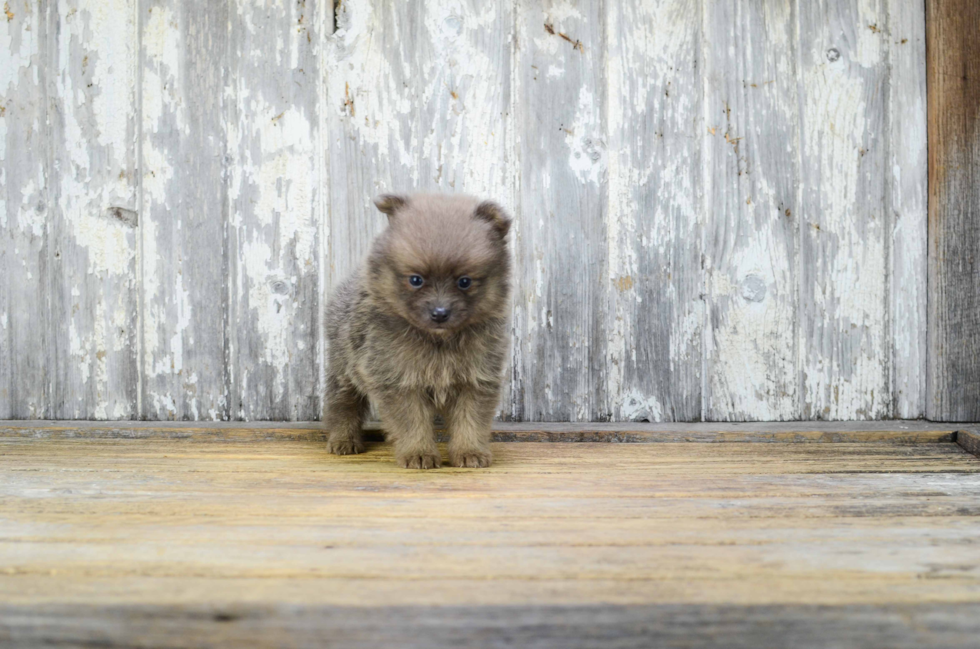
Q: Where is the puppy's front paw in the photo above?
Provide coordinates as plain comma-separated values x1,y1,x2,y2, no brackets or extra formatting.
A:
449,448,493,468
328,437,365,455
398,451,442,470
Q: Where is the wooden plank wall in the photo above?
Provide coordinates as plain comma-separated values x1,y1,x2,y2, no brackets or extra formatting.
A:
0,1,934,422
926,0,980,422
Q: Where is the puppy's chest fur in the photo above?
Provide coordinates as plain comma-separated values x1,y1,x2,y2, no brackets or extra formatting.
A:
349,306,505,403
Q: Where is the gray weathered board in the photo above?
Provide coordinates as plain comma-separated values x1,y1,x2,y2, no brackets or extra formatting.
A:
1,1,936,421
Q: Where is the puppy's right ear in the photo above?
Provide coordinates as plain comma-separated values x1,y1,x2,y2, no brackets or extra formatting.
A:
474,200,511,238
374,194,408,221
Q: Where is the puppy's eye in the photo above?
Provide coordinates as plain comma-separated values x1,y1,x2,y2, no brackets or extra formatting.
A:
457,276,472,290
409,275,424,288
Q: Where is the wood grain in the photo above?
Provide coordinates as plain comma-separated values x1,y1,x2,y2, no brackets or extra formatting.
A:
603,0,702,422
4,603,979,649
798,0,890,420
0,1,943,422
49,0,140,419
415,0,513,201
958,429,980,457
513,0,606,421
702,0,799,420
926,0,980,421
1,1,50,418
0,436,978,646
227,0,320,420
138,0,230,419
888,0,928,418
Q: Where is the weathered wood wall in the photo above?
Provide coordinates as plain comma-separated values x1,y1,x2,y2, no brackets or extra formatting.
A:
1,0,933,422
926,0,980,422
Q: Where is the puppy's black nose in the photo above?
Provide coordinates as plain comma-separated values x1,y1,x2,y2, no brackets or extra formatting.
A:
430,307,450,323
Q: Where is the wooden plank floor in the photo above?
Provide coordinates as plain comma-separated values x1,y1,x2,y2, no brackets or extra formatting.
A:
1,425,980,647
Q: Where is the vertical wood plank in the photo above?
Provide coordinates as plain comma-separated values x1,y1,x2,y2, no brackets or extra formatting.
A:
49,0,139,419
514,0,606,421
416,0,512,200
702,0,799,420
415,0,515,416
0,1,50,418
602,0,703,421
798,0,890,420
227,0,320,420
887,0,927,418
926,0,980,421
139,0,230,419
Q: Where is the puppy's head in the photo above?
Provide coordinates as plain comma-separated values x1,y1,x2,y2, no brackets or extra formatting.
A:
367,193,511,335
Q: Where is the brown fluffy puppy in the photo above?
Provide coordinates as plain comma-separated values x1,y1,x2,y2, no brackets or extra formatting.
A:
324,193,512,469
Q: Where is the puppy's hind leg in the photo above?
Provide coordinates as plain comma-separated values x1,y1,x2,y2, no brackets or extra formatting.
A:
325,377,368,455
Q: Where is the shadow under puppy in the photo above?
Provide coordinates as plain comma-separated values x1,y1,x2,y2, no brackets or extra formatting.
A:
324,193,512,469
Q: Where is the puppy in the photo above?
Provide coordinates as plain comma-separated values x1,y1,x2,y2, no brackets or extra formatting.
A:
324,193,512,469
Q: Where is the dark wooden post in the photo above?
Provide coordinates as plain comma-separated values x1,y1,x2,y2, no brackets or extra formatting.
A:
927,1,980,421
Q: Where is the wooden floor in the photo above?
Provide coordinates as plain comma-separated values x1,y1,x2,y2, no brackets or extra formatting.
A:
2,423,980,648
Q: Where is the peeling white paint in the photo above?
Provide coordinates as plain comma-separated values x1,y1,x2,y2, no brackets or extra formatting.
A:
326,1,412,175
69,318,90,385
91,297,109,419
140,214,161,374
887,0,928,418
17,177,45,237
244,102,316,263
603,0,634,418
419,0,509,202
619,389,664,422
0,4,37,94
851,0,884,68
543,1,583,24
800,4,890,420
71,216,134,276
0,0,930,422
565,86,604,186
142,6,184,130
224,0,322,419
701,2,800,421
168,268,192,376
241,238,292,384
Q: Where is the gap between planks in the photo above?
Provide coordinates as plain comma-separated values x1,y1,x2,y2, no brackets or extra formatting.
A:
0,420,974,445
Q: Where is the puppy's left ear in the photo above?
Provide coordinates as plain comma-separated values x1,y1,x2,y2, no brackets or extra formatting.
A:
474,200,511,238
374,194,408,221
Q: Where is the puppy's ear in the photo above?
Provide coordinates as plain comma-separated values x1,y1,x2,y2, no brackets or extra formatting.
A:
374,194,408,220
474,200,511,238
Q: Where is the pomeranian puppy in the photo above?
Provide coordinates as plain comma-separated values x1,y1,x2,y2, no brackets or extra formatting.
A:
324,193,512,469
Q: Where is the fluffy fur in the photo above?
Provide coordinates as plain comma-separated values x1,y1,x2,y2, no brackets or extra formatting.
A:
324,193,512,469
